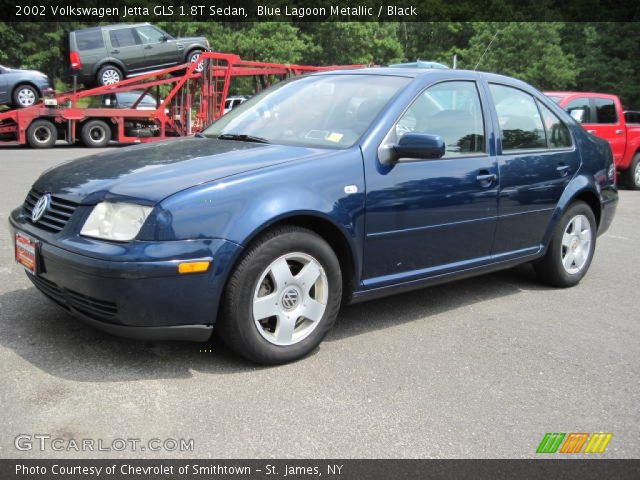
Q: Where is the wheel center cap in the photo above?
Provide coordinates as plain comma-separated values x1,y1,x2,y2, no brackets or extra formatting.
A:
571,237,579,251
281,287,300,311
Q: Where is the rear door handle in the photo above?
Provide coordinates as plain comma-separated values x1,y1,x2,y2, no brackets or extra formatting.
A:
615,129,624,134
144,45,153,50
476,172,497,187
557,164,571,176
586,129,595,134
111,49,120,54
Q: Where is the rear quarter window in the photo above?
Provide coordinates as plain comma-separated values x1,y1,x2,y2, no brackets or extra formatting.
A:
75,30,105,51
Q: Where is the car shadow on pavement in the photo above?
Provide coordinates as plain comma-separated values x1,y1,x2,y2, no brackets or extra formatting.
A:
0,264,547,382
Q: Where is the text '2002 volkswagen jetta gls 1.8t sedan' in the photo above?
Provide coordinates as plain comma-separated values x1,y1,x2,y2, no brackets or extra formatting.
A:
10,68,618,364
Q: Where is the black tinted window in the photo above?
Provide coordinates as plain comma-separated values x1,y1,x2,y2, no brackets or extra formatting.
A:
395,81,486,157
75,30,104,51
625,111,640,124
109,28,138,48
594,98,617,124
490,84,546,151
537,101,572,149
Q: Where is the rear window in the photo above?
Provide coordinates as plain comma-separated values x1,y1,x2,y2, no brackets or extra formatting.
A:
75,30,104,51
109,28,138,48
594,98,617,124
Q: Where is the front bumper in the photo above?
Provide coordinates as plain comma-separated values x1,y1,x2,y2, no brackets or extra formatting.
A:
9,210,242,342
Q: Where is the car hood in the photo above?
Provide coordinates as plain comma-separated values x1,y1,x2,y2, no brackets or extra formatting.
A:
177,36,209,46
33,137,332,204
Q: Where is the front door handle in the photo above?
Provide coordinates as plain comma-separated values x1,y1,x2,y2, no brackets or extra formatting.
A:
586,129,595,134
476,172,497,187
111,49,120,54
144,45,153,50
615,129,624,135
557,164,571,177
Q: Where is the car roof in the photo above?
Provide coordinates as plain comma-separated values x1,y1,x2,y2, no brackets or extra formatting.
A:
312,67,537,89
545,91,618,100
74,23,150,33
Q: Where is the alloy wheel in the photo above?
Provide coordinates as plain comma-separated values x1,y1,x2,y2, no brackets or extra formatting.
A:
253,252,328,346
17,88,36,107
560,214,592,275
102,69,121,85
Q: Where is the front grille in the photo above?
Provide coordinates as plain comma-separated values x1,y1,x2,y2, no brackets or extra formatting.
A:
23,189,78,233
27,274,118,321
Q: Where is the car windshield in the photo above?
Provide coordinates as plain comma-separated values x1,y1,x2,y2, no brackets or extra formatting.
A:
203,74,411,149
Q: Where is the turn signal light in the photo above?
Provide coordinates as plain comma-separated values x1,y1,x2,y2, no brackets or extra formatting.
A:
178,261,211,274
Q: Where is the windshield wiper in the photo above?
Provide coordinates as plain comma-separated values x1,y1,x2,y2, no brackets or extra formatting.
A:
217,133,270,144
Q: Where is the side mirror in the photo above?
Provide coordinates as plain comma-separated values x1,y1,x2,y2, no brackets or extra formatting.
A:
392,133,445,162
161,35,169,42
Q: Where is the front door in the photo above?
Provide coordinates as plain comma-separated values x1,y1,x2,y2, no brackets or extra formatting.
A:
135,25,180,69
363,80,499,287
488,83,581,256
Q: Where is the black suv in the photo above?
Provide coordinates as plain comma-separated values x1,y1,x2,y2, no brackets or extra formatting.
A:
67,23,209,86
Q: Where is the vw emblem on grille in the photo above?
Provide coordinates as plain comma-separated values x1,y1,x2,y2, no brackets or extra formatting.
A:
31,193,51,223
281,288,300,310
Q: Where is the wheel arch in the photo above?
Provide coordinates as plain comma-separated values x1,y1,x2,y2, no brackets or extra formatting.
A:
93,59,127,77
240,212,359,304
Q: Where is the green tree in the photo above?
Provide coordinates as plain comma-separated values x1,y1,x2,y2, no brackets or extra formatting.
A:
459,22,578,90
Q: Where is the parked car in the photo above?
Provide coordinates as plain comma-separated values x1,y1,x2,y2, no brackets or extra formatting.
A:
66,23,210,86
0,64,54,108
223,96,248,114
87,90,159,110
11,69,617,364
546,91,640,189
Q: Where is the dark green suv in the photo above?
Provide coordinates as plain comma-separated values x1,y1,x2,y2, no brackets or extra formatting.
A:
67,23,210,86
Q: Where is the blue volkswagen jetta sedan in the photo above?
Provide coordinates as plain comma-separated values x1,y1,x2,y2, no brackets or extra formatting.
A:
10,68,618,364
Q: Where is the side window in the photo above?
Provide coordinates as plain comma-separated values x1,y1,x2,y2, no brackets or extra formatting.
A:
394,81,486,157
489,84,546,151
109,28,138,48
594,98,617,124
565,97,591,123
136,26,166,44
75,30,105,51
537,101,572,149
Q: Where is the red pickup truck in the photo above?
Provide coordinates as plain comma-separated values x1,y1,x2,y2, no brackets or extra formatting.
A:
545,91,640,189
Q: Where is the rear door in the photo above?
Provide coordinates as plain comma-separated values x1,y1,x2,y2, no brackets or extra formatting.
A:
134,25,179,69
489,83,579,256
107,27,146,72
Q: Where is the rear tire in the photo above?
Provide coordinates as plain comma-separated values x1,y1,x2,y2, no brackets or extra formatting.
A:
534,201,596,288
26,119,57,148
12,84,39,108
623,153,640,190
218,226,342,365
97,65,123,86
80,119,112,147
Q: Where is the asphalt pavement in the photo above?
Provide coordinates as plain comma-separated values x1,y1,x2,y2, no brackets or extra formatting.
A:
0,145,638,459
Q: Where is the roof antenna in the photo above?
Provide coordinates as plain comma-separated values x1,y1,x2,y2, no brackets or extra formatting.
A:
474,29,501,71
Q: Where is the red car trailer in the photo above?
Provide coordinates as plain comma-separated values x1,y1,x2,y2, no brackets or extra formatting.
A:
0,52,363,149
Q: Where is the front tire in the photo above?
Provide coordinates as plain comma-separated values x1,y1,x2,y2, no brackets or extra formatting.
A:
218,226,342,364
534,201,597,288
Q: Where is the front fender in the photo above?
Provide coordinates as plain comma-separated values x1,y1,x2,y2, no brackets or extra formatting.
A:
151,147,367,277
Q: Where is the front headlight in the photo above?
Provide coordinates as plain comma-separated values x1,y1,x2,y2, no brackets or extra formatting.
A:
80,202,153,241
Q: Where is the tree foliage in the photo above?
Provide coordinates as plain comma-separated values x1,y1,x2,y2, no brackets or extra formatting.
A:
0,21,638,107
